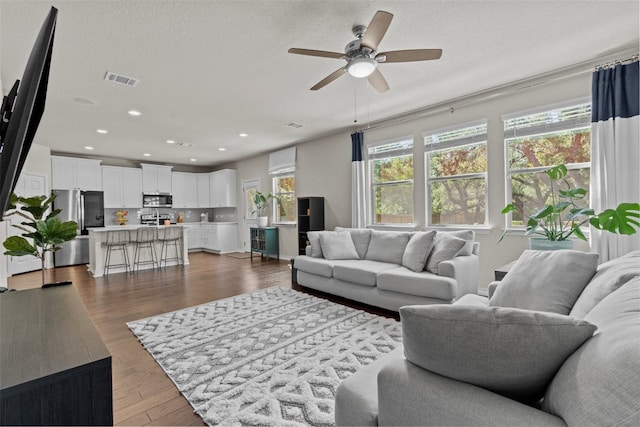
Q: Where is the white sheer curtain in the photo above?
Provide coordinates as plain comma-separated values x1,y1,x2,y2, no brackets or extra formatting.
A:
590,60,640,261
351,131,366,228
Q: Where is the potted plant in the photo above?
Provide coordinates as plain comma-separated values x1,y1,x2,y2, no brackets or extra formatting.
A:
3,193,78,286
252,191,284,227
500,164,640,249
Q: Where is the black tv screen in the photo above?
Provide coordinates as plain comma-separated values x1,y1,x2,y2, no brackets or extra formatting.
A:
0,6,57,220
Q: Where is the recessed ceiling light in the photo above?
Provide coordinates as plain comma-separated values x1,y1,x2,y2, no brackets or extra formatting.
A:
96,129,108,134
143,153,151,157
218,147,226,151
128,110,142,116
239,133,248,137
189,158,197,162
84,146,94,150
166,140,175,144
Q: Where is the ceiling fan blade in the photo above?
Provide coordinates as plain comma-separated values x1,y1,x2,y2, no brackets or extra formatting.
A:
288,48,344,59
380,49,443,63
361,10,393,50
367,68,389,93
310,67,347,90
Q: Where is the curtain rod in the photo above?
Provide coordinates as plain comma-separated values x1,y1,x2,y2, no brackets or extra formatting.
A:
595,54,639,71
358,47,639,134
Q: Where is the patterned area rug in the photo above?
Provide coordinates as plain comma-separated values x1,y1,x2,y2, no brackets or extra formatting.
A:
127,287,402,426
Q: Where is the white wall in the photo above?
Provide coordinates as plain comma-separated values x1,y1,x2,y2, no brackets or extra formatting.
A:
234,72,592,290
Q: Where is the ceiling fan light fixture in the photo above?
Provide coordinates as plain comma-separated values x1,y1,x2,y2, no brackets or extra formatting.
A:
347,57,377,78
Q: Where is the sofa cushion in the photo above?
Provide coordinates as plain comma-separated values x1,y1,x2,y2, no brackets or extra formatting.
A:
489,250,599,315
400,304,596,403
319,231,359,260
570,250,640,319
335,227,372,259
378,267,457,301
425,233,467,274
333,260,398,287
293,256,344,278
441,230,475,256
365,230,411,265
542,278,640,426
306,231,323,258
402,231,437,272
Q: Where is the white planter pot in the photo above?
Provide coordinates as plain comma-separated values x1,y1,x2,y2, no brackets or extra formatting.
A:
529,238,574,251
257,216,268,228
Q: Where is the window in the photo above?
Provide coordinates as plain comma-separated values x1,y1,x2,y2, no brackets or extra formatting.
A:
272,173,296,223
424,120,488,226
368,138,414,225
504,100,591,228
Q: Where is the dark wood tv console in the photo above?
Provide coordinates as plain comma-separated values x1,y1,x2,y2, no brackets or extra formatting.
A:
0,285,112,425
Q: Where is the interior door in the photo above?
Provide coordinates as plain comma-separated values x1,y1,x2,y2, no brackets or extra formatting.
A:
7,172,48,275
242,179,260,252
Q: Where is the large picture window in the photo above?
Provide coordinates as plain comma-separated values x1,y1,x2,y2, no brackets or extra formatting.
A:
368,138,414,225
272,173,296,223
424,120,488,226
504,100,591,228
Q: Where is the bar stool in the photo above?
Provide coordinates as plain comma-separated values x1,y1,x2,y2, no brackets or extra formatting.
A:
158,226,183,268
132,227,158,271
103,229,131,275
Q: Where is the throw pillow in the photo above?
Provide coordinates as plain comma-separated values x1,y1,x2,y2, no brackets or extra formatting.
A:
306,231,323,258
425,233,467,274
400,304,596,403
335,227,371,259
489,250,599,315
365,230,411,265
441,230,475,256
402,231,437,272
318,231,359,260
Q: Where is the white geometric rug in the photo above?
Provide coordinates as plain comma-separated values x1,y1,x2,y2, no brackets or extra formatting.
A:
127,287,402,426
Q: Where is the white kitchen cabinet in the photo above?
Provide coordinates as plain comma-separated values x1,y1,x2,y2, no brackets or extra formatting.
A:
51,156,102,191
209,169,237,208
172,172,198,208
204,223,237,252
141,163,172,193
185,225,203,250
102,166,142,208
197,174,210,208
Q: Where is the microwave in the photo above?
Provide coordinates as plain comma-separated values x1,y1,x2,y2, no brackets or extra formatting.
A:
142,193,172,208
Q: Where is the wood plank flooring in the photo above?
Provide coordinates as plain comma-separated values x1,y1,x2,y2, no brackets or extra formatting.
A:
7,252,292,426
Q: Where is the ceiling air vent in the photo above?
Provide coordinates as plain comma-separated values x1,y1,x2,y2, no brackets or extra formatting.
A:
104,71,139,87
286,122,304,129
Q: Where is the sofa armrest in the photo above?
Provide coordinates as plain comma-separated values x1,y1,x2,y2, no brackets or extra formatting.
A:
305,245,311,256
378,358,567,427
438,254,479,298
487,280,501,299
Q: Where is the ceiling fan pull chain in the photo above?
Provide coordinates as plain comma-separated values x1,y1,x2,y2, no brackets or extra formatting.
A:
353,81,358,123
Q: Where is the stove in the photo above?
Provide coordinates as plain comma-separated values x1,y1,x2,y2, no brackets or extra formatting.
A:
140,213,172,225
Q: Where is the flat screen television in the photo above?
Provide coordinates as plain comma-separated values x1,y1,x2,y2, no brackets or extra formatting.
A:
0,6,57,220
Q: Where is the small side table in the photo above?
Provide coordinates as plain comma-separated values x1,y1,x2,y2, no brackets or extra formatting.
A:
494,260,517,281
250,227,279,261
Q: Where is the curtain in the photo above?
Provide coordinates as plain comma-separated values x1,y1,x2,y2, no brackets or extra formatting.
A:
590,60,640,261
351,131,366,228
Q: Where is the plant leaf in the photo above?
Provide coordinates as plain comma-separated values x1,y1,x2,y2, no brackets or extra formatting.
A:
3,236,38,257
546,164,568,180
501,204,517,214
559,187,587,199
592,203,640,235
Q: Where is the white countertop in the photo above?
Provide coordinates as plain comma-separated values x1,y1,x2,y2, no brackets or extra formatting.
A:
89,222,237,232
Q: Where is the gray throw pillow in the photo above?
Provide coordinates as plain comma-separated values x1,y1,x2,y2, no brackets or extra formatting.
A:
489,250,599,315
441,230,475,256
306,231,323,258
335,227,371,259
425,233,467,274
318,231,359,260
402,231,437,272
400,304,596,403
365,230,411,264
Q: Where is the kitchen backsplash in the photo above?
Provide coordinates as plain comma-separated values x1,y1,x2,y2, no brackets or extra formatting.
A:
103,207,237,226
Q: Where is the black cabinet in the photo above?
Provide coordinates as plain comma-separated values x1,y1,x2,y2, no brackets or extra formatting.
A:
297,197,325,255
250,227,279,260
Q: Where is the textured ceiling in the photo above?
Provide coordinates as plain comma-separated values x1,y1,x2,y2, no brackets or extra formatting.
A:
1,0,638,167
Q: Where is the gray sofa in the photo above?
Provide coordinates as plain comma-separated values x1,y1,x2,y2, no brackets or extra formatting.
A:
294,228,479,312
335,250,640,426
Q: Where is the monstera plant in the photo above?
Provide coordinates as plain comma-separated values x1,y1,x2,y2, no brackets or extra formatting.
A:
500,164,640,246
3,193,78,286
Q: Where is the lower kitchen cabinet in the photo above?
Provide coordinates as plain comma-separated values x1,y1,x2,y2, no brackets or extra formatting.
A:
184,223,237,253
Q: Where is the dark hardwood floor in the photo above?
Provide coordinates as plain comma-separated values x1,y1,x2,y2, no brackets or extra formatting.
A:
7,252,292,426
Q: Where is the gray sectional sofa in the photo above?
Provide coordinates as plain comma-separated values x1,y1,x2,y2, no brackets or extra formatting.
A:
294,228,479,312
335,250,640,427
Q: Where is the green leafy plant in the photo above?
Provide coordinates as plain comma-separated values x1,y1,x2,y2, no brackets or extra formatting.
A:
3,193,78,286
252,191,285,217
500,164,640,242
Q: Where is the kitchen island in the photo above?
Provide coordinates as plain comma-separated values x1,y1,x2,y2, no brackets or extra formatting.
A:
88,225,190,277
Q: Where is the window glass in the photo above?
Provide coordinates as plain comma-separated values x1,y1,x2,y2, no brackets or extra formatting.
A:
273,173,296,223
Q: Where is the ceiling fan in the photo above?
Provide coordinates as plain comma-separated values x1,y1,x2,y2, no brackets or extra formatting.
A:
288,10,442,93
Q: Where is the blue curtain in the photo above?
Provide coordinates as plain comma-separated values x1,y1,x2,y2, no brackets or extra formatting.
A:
351,131,366,228
590,61,640,261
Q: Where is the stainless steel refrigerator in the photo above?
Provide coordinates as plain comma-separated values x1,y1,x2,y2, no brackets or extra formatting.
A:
52,189,104,266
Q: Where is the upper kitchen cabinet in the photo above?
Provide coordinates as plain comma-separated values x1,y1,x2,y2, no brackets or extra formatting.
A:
197,174,210,208
209,169,237,208
141,164,172,193
172,172,198,208
102,166,142,208
51,156,102,191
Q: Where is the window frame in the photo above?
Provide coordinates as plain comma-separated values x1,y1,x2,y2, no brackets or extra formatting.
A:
271,171,296,225
423,119,489,227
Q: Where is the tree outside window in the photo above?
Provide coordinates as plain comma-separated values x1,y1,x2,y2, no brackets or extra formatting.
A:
504,101,591,228
273,173,295,223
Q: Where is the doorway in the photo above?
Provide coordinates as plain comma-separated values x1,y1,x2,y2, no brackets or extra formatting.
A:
241,179,260,252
